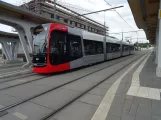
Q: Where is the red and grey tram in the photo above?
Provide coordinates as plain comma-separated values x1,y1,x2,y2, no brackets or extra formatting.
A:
32,23,134,74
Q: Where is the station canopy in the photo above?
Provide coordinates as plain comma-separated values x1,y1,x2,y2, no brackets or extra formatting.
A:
128,0,159,44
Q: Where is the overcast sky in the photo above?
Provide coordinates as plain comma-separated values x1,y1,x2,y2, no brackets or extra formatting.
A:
0,0,149,44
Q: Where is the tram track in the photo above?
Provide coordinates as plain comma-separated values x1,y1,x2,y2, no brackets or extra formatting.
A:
0,55,134,91
0,68,32,79
0,53,146,118
41,53,148,120
0,72,36,83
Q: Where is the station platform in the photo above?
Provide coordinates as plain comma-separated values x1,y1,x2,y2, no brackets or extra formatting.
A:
95,52,161,120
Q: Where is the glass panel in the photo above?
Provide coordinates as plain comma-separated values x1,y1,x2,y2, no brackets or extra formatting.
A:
33,24,48,65
50,31,83,65
67,34,82,60
123,45,129,52
33,25,48,55
50,31,68,65
84,40,103,55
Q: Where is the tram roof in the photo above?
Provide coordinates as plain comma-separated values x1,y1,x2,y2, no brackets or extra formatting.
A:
82,30,104,42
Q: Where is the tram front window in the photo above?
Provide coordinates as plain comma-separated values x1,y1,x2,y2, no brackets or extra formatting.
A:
33,25,48,66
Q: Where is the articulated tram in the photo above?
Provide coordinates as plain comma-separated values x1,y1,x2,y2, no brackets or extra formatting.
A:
32,23,134,73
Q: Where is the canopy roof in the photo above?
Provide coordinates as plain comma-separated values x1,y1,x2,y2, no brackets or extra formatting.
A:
128,0,159,44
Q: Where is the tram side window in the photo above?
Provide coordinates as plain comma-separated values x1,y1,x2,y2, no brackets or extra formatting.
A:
115,44,121,52
84,39,103,55
116,44,121,52
111,44,117,52
130,46,134,51
107,43,120,53
123,45,129,52
123,45,126,51
50,31,68,65
84,40,95,55
106,43,113,53
67,34,82,60
96,41,103,54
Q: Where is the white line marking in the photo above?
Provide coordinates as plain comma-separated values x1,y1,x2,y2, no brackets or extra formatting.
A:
127,54,161,100
127,86,139,96
148,88,160,100
91,55,146,120
13,112,28,120
137,87,149,98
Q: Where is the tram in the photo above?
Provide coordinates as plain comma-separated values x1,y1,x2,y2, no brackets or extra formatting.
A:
32,23,134,73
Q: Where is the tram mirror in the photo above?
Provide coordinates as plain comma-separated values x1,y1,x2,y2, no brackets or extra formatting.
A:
33,25,45,35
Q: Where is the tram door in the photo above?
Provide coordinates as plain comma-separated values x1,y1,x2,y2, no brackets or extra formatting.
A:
50,31,82,65
50,31,69,65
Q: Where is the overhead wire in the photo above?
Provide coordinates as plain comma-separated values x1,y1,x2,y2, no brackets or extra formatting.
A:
104,0,136,31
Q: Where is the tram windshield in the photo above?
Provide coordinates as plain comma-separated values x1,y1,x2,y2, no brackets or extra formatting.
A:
33,25,48,55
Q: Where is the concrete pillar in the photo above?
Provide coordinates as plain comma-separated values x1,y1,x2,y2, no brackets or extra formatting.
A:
17,28,31,67
0,15,37,54
14,42,19,59
10,41,19,60
156,0,161,77
24,27,33,53
1,44,9,60
1,41,12,60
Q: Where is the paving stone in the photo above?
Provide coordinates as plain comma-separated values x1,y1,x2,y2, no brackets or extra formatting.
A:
152,100,161,107
138,98,151,108
0,113,24,120
4,75,43,87
96,83,112,90
108,103,124,117
136,106,151,117
140,54,161,88
104,78,117,84
152,115,161,120
32,76,72,87
122,99,133,114
31,88,80,110
0,83,50,99
88,87,107,96
80,74,105,83
106,114,120,120
0,93,22,107
53,101,97,120
113,94,126,104
7,102,52,120
129,98,139,116
123,84,131,92
116,84,126,94
78,93,103,106
62,80,96,92
121,114,135,120
0,83,12,90
152,106,161,116
135,114,151,120
126,95,134,100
